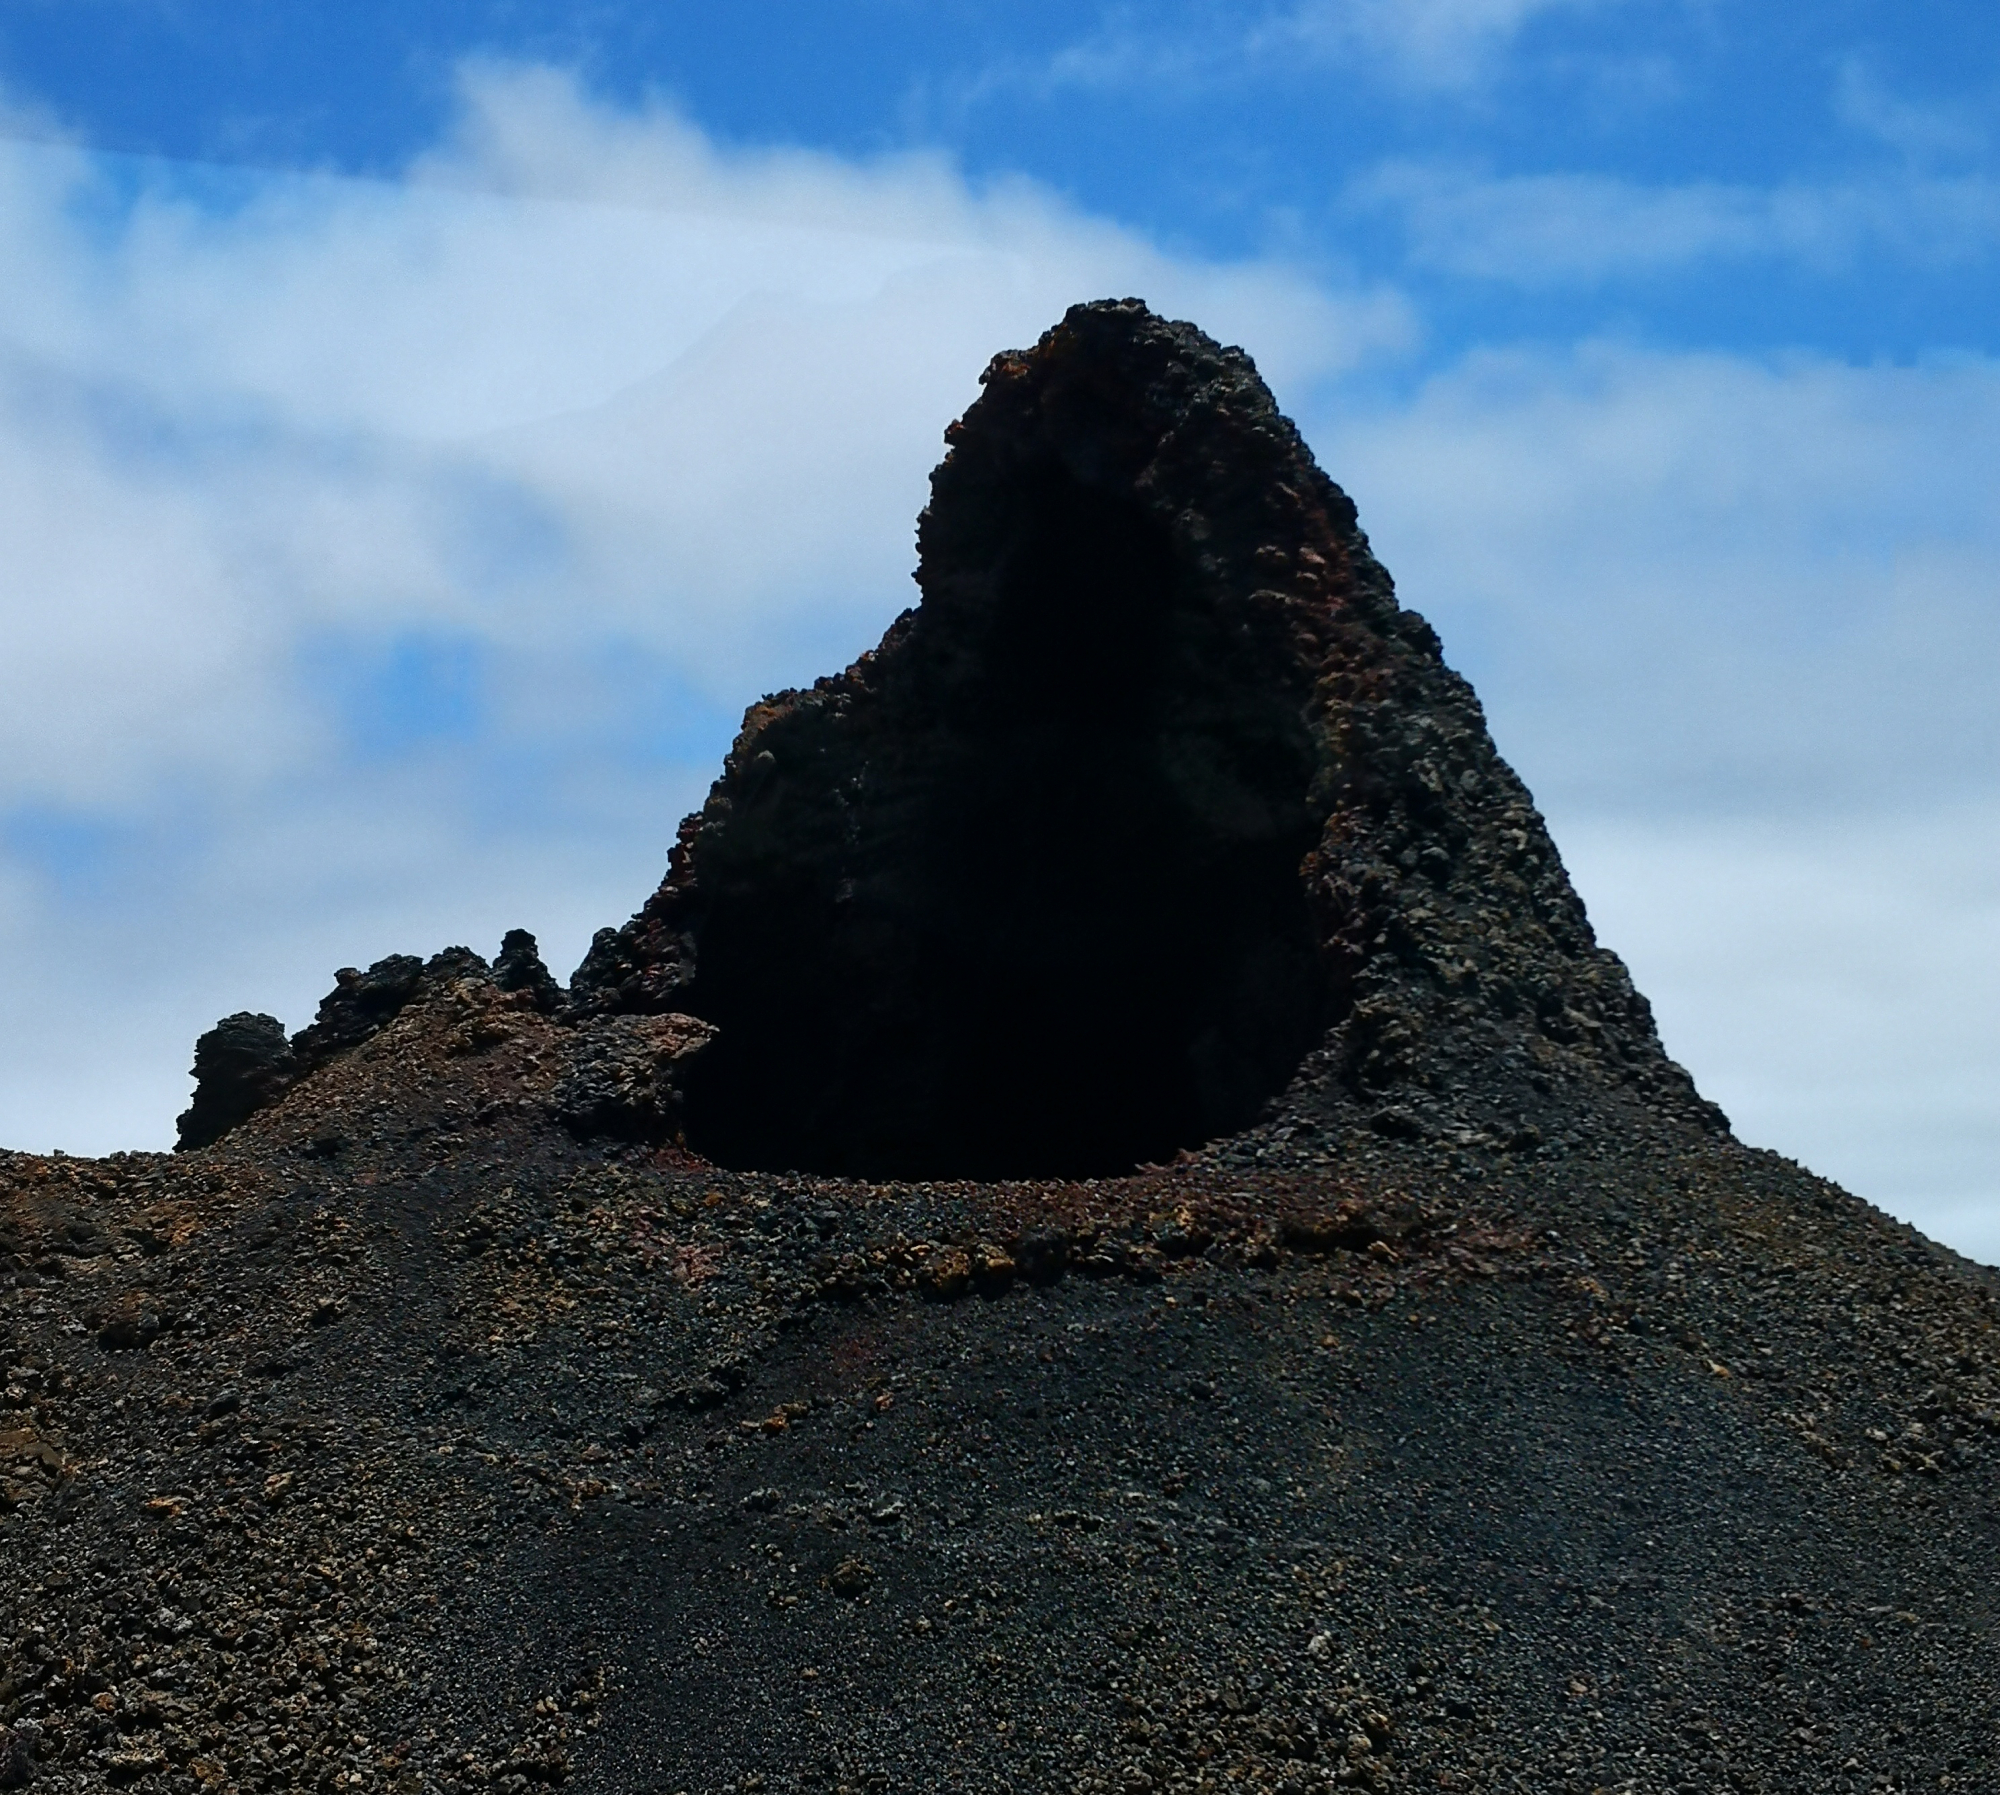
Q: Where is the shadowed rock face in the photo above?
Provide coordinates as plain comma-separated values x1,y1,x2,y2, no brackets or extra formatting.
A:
175,1012,297,1150
573,300,1718,1178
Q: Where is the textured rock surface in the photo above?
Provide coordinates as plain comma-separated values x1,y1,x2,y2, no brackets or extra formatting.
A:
177,939,567,1151
0,1724,33,1789
6,1002,1999,1795
173,1016,298,1151
492,928,563,1015
289,954,426,1070
551,1012,718,1142
574,300,1716,1179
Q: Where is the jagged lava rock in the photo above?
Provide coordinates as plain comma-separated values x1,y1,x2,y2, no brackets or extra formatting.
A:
550,1011,719,1142
493,925,564,1015
574,299,1716,1179
177,933,601,1150
174,1012,298,1150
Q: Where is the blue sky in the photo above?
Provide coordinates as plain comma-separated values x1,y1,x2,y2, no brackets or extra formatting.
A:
6,0,1998,359
0,3,1996,1259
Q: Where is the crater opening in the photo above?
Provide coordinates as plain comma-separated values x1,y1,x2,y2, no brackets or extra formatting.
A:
676,460,1335,1179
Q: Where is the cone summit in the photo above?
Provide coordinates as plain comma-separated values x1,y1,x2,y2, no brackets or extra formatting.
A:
569,298,1716,1177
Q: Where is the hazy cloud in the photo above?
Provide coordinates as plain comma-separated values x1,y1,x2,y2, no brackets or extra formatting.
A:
1260,0,1617,89
1310,340,2000,822
1835,59,1992,167
1352,158,2000,283
989,0,1619,105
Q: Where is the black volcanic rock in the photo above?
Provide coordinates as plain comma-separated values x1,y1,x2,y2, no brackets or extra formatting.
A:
172,956,430,1152
551,1011,718,1141
174,1011,297,1149
290,951,427,1066
573,299,1717,1178
177,937,568,1148
493,926,563,1014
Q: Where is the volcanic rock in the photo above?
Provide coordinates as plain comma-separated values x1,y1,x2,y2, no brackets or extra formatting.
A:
173,1012,298,1150
551,1011,718,1141
493,927,563,1014
289,951,426,1066
177,939,562,1149
572,299,1716,1179
6,301,1998,1795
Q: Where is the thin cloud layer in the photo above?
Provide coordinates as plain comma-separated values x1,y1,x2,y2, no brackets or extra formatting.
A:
1352,160,2000,283
989,0,1615,104
1312,342,2000,816
1264,0,1616,88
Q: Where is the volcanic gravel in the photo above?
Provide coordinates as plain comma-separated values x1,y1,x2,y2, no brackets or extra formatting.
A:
4,962,1998,1794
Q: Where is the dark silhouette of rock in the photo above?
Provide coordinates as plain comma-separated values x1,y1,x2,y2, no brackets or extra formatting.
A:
289,953,427,1068
493,927,562,1013
177,937,550,1147
174,1012,297,1150
572,299,1718,1178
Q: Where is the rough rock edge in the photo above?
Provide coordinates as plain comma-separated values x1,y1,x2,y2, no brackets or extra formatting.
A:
571,298,1724,1144
176,934,569,1151
550,1012,719,1143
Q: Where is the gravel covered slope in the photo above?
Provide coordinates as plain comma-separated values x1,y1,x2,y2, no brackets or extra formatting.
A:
3,963,1998,1793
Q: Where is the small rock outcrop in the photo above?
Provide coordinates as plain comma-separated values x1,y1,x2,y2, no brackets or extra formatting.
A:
552,1012,718,1141
289,954,426,1067
493,927,563,1014
175,934,564,1150
573,299,1717,1178
175,1013,298,1150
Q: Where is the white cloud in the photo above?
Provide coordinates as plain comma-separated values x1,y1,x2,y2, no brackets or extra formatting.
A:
1835,59,1991,167
1352,160,2000,282
1310,341,2000,818
1263,0,1614,89
983,0,1616,106
0,63,1411,812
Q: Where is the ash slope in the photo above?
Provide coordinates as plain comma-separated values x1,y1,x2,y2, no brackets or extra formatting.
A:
2,303,1997,1795
4,996,1997,1795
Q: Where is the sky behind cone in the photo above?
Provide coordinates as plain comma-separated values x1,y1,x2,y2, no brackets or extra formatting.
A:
0,5,1995,1260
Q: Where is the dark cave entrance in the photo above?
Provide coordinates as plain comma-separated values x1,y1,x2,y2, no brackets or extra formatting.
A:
678,467,1335,1180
